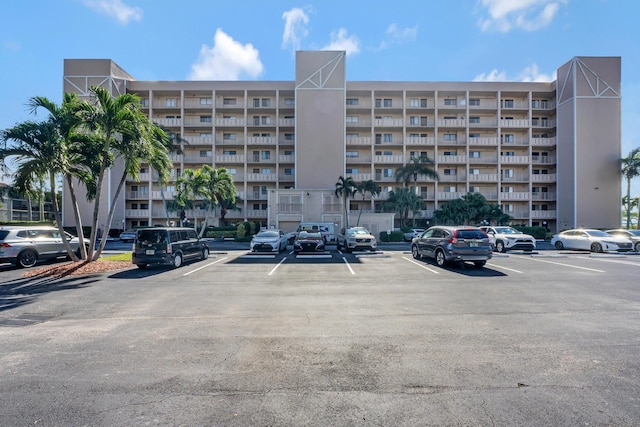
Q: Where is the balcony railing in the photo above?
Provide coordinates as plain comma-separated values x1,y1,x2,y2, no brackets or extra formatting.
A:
500,192,530,200
530,210,557,218
468,137,499,145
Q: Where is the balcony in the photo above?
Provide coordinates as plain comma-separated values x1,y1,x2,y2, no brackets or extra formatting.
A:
279,118,295,127
531,173,557,183
532,155,556,164
214,118,245,126
500,156,530,164
530,210,556,219
436,119,466,127
247,136,277,145
184,136,214,146
126,191,149,199
468,173,499,182
500,192,530,200
278,174,295,182
279,155,295,163
468,137,499,146
500,119,529,128
469,156,498,164
183,155,212,164
246,173,277,182
501,173,530,182
277,203,303,214
248,155,276,164
439,173,467,182
349,173,373,181
531,137,556,146
215,154,245,163
373,155,404,164
125,209,150,218
405,136,436,145
373,118,404,127
150,190,176,199
437,155,467,163
346,136,373,145
437,192,466,200
183,117,213,127
153,118,182,127
532,192,556,200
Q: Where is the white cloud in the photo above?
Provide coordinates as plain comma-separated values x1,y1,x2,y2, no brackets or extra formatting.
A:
189,29,264,80
322,28,360,56
477,0,566,32
282,7,311,53
473,63,554,82
83,0,142,25
378,23,419,50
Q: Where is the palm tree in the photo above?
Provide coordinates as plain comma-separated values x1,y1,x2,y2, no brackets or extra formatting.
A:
354,179,381,226
621,148,640,229
382,187,422,228
395,154,439,195
77,86,171,260
1,119,80,260
175,165,235,237
334,175,356,228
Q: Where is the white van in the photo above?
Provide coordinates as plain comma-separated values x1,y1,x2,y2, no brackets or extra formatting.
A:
295,222,336,244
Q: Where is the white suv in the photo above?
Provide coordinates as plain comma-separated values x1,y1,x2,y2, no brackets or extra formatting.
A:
0,226,89,268
480,226,536,253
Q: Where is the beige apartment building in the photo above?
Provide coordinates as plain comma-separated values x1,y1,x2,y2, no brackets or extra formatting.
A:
62,52,622,234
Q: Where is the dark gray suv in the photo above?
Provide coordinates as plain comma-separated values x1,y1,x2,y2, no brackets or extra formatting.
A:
411,226,492,268
132,227,209,269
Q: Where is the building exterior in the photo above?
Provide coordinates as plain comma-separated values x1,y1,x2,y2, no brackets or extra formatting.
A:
62,52,622,234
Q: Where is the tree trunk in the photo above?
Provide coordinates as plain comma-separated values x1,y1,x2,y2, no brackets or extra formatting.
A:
66,176,87,260
50,173,79,261
89,153,109,262
626,176,632,229
93,170,127,260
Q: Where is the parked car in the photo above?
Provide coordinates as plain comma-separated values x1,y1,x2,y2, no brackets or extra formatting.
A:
337,226,377,253
250,229,288,252
479,226,536,253
411,226,493,268
132,227,209,269
0,226,90,268
118,229,137,243
404,228,425,241
293,231,326,253
605,229,640,252
551,229,633,252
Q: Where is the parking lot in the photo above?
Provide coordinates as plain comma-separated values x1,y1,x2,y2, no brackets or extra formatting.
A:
1,243,639,426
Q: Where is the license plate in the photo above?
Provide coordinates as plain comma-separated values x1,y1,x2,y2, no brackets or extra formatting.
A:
469,242,479,247
145,249,155,255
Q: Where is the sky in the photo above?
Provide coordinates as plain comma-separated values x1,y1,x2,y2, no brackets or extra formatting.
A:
1,0,639,191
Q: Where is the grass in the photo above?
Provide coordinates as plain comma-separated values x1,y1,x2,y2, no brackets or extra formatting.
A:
100,252,132,262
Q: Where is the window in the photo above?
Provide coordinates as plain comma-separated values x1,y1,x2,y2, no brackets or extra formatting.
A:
470,151,481,158
223,98,236,105
346,98,359,105
223,133,236,140
200,97,212,105
444,98,457,106
470,187,480,193
261,150,271,160
502,203,514,213
501,99,514,108
501,151,515,156
410,116,420,125
140,203,149,210
200,150,212,157
375,134,382,144
501,186,514,193
131,203,138,209
444,186,457,192
469,99,480,106
227,168,237,175
501,134,514,143
346,116,359,123
166,98,177,107
410,98,428,108
384,134,392,142
139,186,149,195
253,168,260,173
200,132,212,138
383,150,392,156
469,133,480,138
284,168,295,175
443,134,457,141
444,168,457,175
283,150,294,155
444,116,457,120
253,203,260,210
383,168,393,177
469,117,480,124
140,167,148,173
261,168,271,174
346,168,359,174
284,133,294,140
347,133,359,138
262,186,268,194
470,168,480,175
421,116,428,126
223,150,236,155
346,151,359,158
443,151,457,156
284,97,295,105
140,98,149,107
502,169,514,178
200,115,212,123
222,115,234,120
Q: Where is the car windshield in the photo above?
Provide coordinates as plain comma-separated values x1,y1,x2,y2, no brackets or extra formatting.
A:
585,230,610,237
256,231,279,238
349,228,369,235
626,230,640,236
137,230,167,244
494,227,518,234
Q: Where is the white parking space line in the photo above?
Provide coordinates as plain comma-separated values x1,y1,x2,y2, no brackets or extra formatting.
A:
182,257,228,276
526,256,605,272
402,257,440,274
342,257,356,275
268,257,287,276
575,256,640,267
486,262,523,273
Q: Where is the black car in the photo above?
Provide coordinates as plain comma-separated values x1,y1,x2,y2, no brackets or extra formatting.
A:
294,231,326,253
411,226,492,268
132,227,209,269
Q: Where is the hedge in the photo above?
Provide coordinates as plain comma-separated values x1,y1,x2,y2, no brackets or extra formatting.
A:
379,230,404,242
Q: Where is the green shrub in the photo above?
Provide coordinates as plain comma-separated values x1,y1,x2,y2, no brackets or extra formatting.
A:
236,223,246,238
205,230,237,239
512,225,547,239
379,230,404,242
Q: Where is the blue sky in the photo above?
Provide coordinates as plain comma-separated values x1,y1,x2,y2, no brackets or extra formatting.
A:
1,0,639,188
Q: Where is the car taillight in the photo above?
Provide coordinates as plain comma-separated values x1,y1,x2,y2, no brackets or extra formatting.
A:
448,230,458,244
0,243,10,248
166,243,172,253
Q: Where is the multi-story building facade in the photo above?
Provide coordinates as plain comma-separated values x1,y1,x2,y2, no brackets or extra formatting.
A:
62,52,621,234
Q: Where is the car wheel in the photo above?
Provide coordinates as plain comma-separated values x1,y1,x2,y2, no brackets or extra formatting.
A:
201,247,209,260
137,264,148,270
495,241,506,253
635,242,640,253
411,245,421,259
591,242,603,253
554,241,564,250
435,249,446,267
17,250,37,268
172,252,183,268
474,261,486,268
